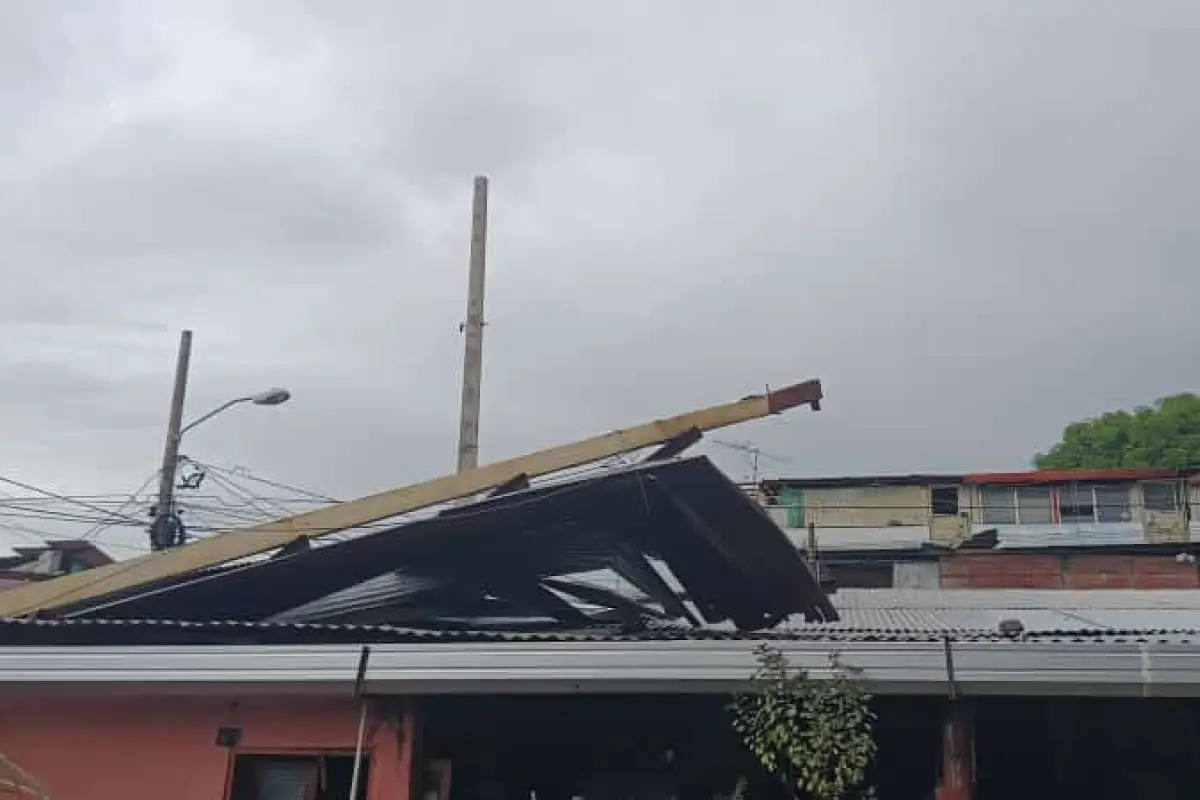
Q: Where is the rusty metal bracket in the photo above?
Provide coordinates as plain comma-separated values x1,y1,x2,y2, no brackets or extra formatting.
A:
942,636,959,700
765,379,823,414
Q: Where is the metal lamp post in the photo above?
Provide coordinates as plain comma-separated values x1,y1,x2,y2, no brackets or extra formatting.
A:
149,330,291,551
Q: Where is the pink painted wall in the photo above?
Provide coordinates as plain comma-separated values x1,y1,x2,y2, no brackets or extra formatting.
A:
0,694,414,800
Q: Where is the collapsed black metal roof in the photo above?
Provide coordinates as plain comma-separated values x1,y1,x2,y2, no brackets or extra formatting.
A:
55,457,835,631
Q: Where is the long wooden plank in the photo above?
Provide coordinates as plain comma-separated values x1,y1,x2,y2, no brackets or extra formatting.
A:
0,379,822,616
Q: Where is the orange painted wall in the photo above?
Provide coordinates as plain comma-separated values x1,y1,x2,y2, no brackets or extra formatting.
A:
0,694,414,800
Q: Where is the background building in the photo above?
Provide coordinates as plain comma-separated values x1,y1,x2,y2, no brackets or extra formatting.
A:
758,468,1200,590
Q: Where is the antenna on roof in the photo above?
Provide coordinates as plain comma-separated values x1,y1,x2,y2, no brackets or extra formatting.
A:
712,440,792,484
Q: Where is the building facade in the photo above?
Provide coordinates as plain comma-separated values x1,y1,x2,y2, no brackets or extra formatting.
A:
758,468,1200,590
4,604,1200,798
0,694,415,800
0,540,112,591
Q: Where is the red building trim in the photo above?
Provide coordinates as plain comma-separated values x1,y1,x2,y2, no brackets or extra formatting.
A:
962,468,1183,485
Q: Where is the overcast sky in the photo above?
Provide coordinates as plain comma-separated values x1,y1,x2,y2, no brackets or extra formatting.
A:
1,2,1198,553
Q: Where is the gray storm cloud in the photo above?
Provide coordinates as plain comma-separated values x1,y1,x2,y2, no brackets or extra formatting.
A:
0,1,1197,555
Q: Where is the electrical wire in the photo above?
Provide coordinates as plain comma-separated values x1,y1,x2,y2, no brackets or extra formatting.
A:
12,466,647,612
173,458,352,542
0,474,143,527
0,499,1180,530
0,522,58,547
197,459,340,503
0,460,344,580
199,468,295,520
79,470,161,543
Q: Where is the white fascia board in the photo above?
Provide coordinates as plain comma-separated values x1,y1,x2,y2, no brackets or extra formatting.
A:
0,640,1197,698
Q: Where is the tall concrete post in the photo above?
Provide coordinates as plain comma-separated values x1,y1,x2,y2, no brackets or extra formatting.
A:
151,329,192,550
456,175,489,473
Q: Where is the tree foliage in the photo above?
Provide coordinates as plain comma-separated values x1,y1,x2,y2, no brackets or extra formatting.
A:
1035,393,1200,469
730,644,877,799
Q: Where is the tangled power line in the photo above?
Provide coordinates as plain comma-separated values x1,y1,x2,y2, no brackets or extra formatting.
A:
0,458,344,557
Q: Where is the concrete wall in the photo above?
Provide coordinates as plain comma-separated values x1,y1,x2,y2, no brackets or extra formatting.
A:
0,694,414,800
806,485,929,528
766,485,931,529
766,484,968,548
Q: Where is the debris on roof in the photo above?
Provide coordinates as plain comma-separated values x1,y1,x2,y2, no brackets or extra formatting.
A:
54,457,835,630
0,378,824,616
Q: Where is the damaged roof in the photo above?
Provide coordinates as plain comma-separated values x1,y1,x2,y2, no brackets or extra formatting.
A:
51,456,835,630
5,588,1200,648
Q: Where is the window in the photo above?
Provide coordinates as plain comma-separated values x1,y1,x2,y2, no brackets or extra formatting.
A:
778,486,805,528
230,755,369,800
1143,481,1179,513
931,486,959,516
1058,484,1095,523
1094,483,1133,523
980,486,1016,525
1054,483,1132,524
1016,486,1053,525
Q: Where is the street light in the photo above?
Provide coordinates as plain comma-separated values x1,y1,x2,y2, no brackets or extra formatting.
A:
179,387,292,436
150,330,292,551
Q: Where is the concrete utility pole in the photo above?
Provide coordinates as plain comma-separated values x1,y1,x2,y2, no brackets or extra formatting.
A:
150,329,192,551
456,174,490,473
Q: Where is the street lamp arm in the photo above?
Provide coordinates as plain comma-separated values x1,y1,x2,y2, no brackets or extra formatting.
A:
178,397,253,438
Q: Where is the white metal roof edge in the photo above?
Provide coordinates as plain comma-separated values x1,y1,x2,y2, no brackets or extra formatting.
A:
0,639,1197,697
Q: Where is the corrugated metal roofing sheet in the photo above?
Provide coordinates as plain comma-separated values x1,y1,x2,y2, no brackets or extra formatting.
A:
810,588,1200,636
2,614,1197,645
978,522,1153,548
6,588,1200,646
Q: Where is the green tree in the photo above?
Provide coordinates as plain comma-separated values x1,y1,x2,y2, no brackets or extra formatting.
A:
1035,393,1200,469
730,644,876,799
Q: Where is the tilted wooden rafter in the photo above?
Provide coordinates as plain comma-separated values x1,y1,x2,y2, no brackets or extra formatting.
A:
0,379,822,616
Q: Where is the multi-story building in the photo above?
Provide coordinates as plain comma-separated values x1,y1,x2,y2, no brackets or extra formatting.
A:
757,468,1200,590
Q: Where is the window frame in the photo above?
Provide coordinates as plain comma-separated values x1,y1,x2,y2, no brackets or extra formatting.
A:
1141,480,1180,513
1015,485,1054,525
978,482,1133,526
930,485,960,517
1092,482,1133,523
1057,483,1098,524
1056,482,1133,525
979,485,1018,526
